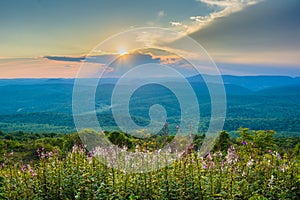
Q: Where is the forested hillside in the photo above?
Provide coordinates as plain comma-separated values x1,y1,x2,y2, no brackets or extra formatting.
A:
0,77,300,136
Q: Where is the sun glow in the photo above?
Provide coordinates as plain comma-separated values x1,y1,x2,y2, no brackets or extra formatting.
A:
119,48,128,56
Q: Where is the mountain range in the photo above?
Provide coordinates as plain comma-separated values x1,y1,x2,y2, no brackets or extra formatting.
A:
0,75,299,135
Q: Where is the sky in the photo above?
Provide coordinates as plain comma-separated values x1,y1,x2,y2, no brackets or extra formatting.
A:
0,0,299,78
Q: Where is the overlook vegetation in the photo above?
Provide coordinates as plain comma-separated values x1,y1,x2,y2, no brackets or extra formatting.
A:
0,128,299,199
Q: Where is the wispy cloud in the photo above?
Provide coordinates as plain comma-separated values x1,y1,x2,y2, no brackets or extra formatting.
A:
170,21,182,26
170,0,262,34
199,0,258,7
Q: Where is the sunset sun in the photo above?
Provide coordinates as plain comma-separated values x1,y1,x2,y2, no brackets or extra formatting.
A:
119,48,128,55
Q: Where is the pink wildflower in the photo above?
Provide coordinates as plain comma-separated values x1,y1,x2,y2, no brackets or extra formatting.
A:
206,153,212,160
21,165,26,172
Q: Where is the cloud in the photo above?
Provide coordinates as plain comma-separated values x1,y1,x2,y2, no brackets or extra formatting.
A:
190,0,261,31
42,52,202,77
170,22,182,26
199,0,258,7
45,56,85,62
189,0,300,71
197,0,261,18
43,53,163,77
170,0,262,34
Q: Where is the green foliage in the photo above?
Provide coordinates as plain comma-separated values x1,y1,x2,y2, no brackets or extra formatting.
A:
293,142,300,158
237,127,277,154
0,128,299,199
213,130,231,152
107,131,133,149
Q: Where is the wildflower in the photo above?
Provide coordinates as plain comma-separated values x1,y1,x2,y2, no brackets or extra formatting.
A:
209,161,215,169
221,161,225,171
42,153,48,158
217,151,222,157
71,145,78,153
203,164,208,169
32,172,37,177
87,151,93,157
275,152,282,160
10,151,14,156
36,149,41,157
247,159,254,167
206,153,212,160
48,152,54,157
268,175,274,187
242,171,246,177
279,165,285,172
21,165,26,172
242,141,247,145
109,159,115,167
226,145,239,164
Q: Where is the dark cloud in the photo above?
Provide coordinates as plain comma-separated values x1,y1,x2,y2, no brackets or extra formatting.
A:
44,53,160,66
190,0,300,52
44,56,85,62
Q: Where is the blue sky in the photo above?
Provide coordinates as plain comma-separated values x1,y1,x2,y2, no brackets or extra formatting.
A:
0,0,299,77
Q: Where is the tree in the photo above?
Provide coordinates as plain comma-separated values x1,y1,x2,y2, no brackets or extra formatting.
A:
213,131,230,152
237,127,276,154
107,131,133,149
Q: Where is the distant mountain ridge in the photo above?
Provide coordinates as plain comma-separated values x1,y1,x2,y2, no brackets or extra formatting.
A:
0,75,300,115
1,75,299,91
187,75,300,91
0,75,299,134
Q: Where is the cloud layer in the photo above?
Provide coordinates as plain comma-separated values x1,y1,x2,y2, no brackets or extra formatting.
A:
172,0,262,33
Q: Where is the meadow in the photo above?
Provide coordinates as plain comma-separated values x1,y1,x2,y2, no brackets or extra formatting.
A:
0,128,299,199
